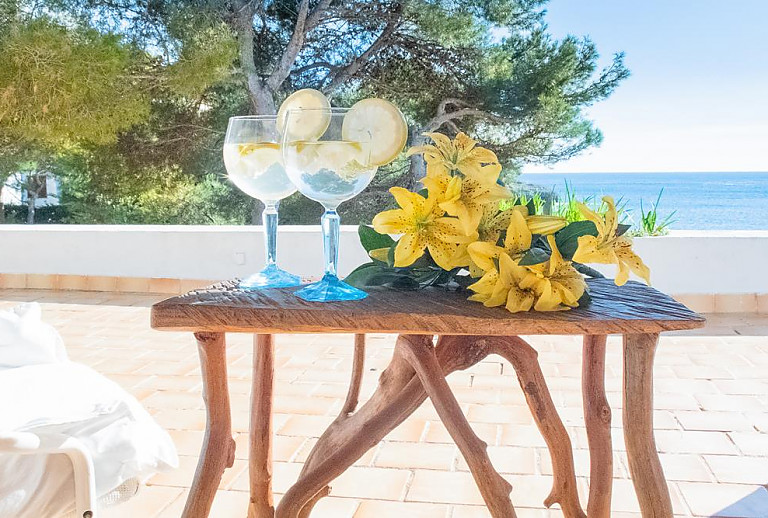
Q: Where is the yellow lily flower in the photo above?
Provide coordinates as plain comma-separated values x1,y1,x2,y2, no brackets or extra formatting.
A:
476,201,515,243
372,187,476,270
468,252,536,313
467,209,532,273
572,196,651,286
462,201,518,277
423,174,510,236
521,235,587,311
407,132,502,184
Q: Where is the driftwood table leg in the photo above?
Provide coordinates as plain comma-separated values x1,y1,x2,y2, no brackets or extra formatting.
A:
487,337,586,518
276,334,497,518
280,334,581,518
623,333,673,517
582,334,612,518
399,335,516,518
183,332,236,518
297,333,366,518
249,334,275,518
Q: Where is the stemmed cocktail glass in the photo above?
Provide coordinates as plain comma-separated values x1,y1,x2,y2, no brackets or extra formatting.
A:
223,116,301,289
281,108,377,301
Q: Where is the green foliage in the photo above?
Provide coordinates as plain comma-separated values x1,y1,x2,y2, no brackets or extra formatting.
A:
505,192,545,215
164,13,238,98
633,189,676,237
57,146,251,224
2,205,68,224
1,0,629,225
0,17,150,144
553,181,593,222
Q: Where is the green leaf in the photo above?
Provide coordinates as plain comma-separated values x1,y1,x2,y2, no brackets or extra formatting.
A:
391,276,420,290
518,247,550,266
555,220,598,260
344,262,384,287
573,262,605,278
358,224,395,253
577,289,592,308
387,242,397,266
616,223,631,237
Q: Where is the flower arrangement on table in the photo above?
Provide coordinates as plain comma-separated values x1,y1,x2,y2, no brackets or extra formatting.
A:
346,132,651,313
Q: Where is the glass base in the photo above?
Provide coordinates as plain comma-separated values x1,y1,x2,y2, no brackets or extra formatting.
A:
294,274,368,302
239,264,301,289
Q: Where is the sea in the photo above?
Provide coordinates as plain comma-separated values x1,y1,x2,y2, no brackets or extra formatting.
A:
518,172,768,231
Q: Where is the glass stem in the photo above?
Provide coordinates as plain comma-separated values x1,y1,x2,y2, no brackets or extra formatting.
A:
321,209,340,278
263,201,279,268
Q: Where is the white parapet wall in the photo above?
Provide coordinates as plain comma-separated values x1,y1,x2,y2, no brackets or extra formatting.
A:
0,225,767,312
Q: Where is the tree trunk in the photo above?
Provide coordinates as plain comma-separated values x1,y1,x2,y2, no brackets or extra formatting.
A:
26,190,35,224
407,126,427,188
251,199,264,225
251,86,277,115
232,3,278,116
0,183,5,224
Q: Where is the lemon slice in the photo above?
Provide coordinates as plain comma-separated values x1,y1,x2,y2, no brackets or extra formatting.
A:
237,142,282,171
342,98,407,166
277,89,331,140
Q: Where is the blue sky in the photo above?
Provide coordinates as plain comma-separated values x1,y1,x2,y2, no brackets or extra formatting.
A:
524,0,768,173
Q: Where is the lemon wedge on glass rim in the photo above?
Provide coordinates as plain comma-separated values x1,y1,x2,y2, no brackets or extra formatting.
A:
277,88,331,140
342,98,407,166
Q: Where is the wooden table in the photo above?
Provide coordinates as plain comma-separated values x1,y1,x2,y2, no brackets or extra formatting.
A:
151,278,705,518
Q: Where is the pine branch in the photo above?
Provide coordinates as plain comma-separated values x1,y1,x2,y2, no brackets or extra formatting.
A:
266,0,310,91
323,5,403,93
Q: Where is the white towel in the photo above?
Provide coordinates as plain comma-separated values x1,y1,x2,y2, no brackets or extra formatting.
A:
0,303,67,368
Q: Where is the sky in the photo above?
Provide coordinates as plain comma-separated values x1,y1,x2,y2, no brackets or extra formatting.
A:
523,0,768,173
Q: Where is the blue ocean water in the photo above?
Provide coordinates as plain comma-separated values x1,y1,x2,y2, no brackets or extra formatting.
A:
518,172,768,230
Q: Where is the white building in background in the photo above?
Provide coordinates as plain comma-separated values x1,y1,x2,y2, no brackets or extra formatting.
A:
1,174,60,208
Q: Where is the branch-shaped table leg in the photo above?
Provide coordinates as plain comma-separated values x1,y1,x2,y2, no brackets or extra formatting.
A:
183,332,236,518
297,334,366,518
582,335,612,518
249,334,275,518
278,334,581,518
623,333,673,517
276,334,494,518
487,336,586,518
398,335,516,518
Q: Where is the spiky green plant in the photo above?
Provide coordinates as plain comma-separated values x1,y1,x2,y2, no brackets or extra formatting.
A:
636,188,676,236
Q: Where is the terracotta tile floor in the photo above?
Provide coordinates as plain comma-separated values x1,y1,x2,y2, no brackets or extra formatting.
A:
2,289,768,518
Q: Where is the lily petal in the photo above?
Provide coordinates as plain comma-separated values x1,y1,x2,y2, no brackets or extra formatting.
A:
427,237,460,270
506,286,535,313
577,202,605,234
505,210,532,256
389,186,423,215
394,233,427,267
468,241,503,273
572,235,618,265
372,209,411,234
615,237,651,285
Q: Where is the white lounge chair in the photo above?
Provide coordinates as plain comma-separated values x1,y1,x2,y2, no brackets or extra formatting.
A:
0,303,177,518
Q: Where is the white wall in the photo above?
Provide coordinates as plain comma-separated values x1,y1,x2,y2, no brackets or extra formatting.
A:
1,225,767,295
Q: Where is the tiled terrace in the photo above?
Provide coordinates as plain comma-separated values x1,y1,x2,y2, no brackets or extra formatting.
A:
2,289,768,518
